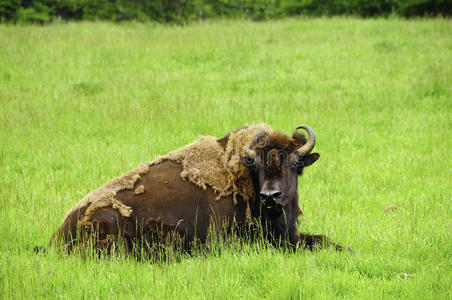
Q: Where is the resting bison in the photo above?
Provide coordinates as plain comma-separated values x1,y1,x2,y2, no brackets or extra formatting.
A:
51,124,346,255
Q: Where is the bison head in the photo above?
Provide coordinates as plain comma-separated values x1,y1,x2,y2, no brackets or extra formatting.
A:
243,125,320,243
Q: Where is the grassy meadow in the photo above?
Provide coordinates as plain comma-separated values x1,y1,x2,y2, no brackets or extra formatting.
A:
0,18,451,298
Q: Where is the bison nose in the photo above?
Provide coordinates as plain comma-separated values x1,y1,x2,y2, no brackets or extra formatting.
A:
260,190,282,207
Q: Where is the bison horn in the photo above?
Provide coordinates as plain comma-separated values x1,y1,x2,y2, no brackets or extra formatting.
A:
296,125,316,157
243,146,256,158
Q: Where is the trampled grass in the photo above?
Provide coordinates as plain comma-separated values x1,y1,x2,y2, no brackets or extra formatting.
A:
0,18,451,298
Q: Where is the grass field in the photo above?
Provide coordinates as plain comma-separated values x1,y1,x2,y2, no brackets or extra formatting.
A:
0,17,451,298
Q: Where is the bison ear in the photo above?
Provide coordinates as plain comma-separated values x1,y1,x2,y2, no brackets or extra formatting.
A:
297,153,319,174
301,153,320,167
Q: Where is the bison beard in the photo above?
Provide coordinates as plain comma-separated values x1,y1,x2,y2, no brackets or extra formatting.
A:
50,124,346,256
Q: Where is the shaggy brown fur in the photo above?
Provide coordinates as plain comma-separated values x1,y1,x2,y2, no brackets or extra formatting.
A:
254,131,307,175
151,124,271,203
252,131,306,154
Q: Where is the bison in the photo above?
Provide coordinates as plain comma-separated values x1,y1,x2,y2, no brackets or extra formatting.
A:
50,124,347,255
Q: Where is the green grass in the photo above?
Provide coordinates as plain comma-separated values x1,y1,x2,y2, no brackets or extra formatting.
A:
1,17,451,299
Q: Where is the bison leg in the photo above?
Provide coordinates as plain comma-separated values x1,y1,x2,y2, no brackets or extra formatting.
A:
52,207,130,254
298,233,351,252
81,207,130,254
50,206,86,252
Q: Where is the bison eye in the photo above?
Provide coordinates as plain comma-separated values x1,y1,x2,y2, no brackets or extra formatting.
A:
243,156,256,167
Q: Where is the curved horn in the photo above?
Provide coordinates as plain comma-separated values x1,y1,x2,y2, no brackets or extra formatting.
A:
296,125,316,157
243,146,256,158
